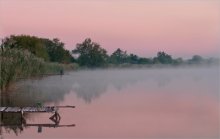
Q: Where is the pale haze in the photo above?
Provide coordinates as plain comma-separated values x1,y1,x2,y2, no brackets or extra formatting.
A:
2,68,219,138
0,0,220,58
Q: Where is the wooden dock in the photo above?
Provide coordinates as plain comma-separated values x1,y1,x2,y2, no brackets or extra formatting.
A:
0,106,75,113
0,106,55,113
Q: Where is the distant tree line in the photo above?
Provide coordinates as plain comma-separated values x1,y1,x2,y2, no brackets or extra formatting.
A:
1,35,218,68
72,38,219,67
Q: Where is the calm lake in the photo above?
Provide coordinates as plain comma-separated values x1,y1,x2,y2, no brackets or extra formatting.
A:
1,67,219,139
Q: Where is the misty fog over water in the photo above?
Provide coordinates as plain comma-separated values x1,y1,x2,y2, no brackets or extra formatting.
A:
1,66,219,138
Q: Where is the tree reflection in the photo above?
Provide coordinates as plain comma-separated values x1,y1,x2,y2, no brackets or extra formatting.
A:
0,113,24,136
2,69,211,105
0,76,74,136
0,112,75,136
1,68,218,136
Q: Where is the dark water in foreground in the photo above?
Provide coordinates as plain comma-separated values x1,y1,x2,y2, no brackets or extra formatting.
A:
0,67,219,139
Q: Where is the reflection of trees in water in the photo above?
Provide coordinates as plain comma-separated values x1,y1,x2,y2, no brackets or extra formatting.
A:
0,113,24,136
2,69,213,106
1,76,73,107
0,68,217,136
0,75,73,136
71,68,217,103
70,69,178,103
71,72,142,103
0,112,74,137
72,81,106,103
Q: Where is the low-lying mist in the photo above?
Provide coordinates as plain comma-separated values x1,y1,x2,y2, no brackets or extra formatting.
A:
4,65,218,106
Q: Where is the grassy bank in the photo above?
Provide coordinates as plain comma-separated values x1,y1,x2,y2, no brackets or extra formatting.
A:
0,48,78,91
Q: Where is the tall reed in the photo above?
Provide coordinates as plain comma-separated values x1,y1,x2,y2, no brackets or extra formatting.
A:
0,48,77,91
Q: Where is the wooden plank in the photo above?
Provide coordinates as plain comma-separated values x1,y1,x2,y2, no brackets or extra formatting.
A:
35,107,45,112
25,107,50,112
28,107,36,112
21,107,46,112
4,107,21,112
35,107,54,112
0,107,7,112
0,106,74,113
22,107,32,112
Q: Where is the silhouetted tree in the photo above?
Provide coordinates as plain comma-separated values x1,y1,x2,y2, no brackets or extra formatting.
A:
173,57,183,65
128,54,139,64
138,57,152,64
43,38,73,63
188,55,203,64
72,38,108,67
110,48,128,64
153,51,173,64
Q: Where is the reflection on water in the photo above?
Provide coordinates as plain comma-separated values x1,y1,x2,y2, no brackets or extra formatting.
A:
0,67,219,138
0,112,75,136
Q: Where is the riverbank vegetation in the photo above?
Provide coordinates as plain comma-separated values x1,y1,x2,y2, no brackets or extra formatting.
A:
0,35,78,91
0,35,219,91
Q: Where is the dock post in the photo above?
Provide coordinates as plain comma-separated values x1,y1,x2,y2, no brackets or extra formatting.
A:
20,109,25,124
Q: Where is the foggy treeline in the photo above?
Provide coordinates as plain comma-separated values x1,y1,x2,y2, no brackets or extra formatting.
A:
1,35,219,68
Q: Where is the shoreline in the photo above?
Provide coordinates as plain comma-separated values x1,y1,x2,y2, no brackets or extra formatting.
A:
1,62,218,93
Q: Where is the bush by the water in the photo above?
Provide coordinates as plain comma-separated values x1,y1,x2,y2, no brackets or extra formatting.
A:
0,48,77,91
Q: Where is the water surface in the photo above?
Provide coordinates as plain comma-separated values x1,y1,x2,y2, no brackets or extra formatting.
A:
0,67,219,138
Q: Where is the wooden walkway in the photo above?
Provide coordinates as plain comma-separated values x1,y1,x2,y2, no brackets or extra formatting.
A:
0,106,75,113
0,106,55,113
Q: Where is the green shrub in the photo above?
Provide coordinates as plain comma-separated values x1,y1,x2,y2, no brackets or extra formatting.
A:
0,48,77,91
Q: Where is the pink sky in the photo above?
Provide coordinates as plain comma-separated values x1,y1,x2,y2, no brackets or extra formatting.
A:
0,0,220,58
